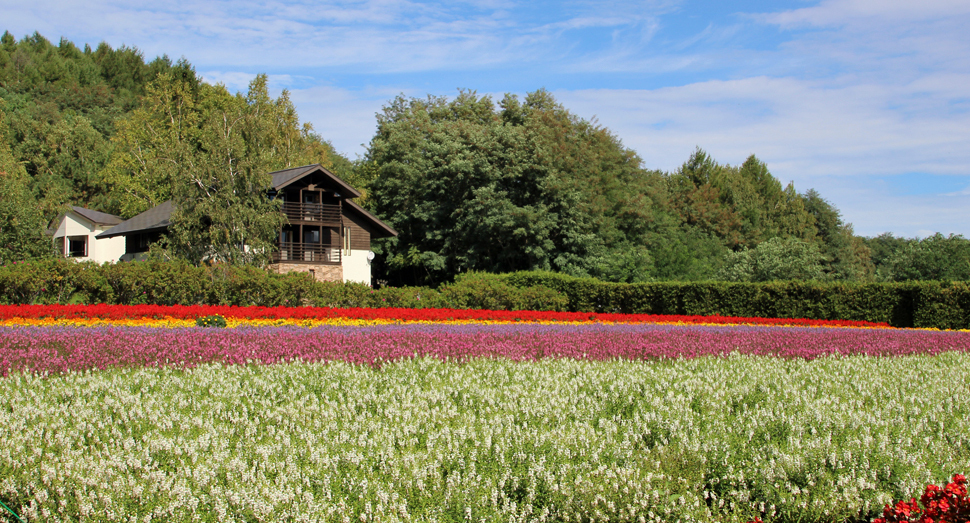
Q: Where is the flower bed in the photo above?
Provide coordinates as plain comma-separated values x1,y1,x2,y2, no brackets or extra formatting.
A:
1,323,968,376
1,354,969,523
0,303,893,328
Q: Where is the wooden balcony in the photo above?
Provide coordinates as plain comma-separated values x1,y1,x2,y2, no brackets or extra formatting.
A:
272,242,342,265
281,202,341,225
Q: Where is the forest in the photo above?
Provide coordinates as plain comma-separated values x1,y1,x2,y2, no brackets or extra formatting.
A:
1,31,967,286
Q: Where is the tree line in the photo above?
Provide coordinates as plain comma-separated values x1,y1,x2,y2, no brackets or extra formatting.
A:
1,31,967,285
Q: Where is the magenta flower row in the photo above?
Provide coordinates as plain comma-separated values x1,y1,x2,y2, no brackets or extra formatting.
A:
2,324,968,376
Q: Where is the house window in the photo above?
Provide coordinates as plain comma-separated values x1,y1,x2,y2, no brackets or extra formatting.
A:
343,227,351,255
67,236,87,257
126,232,161,254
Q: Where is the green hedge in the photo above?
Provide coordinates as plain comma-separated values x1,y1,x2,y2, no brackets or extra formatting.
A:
498,270,970,329
1,261,967,329
0,261,567,312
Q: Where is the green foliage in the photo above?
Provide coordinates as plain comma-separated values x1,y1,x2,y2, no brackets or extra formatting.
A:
495,270,970,329
366,89,666,286
0,261,967,328
875,233,970,282
0,108,55,264
0,31,194,219
365,95,874,286
101,72,347,264
195,314,227,328
717,237,825,282
437,272,568,311
802,189,874,281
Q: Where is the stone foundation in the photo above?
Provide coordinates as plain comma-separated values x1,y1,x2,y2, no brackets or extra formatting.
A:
267,263,342,282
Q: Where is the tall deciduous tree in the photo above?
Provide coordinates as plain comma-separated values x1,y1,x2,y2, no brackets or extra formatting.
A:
366,90,669,286
102,72,337,265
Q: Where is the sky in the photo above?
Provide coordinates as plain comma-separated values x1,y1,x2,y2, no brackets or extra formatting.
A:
4,0,970,238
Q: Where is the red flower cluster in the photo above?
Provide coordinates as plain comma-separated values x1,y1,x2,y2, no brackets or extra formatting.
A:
875,474,969,523
0,304,891,328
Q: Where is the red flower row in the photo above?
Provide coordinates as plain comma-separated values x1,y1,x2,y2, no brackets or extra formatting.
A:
874,474,969,523
0,304,891,328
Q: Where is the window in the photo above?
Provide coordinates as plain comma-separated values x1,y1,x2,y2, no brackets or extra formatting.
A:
343,226,351,255
67,236,87,257
126,232,161,254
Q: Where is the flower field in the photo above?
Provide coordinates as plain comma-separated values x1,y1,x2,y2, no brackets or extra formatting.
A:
1,305,969,523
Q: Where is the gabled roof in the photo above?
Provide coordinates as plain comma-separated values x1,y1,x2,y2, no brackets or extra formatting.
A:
345,200,398,238
96,201,173,239
271,164,362,198
71,206,123,226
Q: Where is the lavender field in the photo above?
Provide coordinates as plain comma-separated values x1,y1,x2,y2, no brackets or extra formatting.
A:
1,324,969,523
2,323,969,375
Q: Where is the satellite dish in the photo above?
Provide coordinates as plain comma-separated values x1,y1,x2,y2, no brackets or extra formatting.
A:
366,251,376,261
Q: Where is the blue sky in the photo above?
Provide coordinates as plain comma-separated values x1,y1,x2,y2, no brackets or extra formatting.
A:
4,0,969,237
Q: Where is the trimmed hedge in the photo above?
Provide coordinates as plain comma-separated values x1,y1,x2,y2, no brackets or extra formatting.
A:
0,261,567,312
498,270,970,329
0,261,967,329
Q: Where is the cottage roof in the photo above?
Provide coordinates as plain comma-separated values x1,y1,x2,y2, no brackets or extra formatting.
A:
96,201,173,239
344,200,397,238
71,206,123,226
271,164,361,198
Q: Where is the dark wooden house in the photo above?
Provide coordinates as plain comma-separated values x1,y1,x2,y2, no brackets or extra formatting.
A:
97,165,397,283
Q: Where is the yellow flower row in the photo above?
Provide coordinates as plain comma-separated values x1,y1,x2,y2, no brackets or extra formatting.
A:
0,316,907,329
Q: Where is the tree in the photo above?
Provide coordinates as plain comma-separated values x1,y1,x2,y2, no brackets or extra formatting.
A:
102,72,338,265
0,104,54,264
802,189,873,281
879,233,970,281
365,90,667,286
716,237,825,282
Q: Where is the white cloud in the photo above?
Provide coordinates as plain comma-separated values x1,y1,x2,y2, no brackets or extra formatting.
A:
552,74,970,236
555,76,970,175
761,0,970,28
287,84,414,157
5,0,675,72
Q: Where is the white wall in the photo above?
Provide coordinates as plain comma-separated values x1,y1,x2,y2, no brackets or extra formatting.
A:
51,212,126,263
342,249,372,284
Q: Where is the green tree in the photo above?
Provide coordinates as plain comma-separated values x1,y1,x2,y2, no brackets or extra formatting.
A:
879,233,970,281
802,189,873,281
103,72,337,265
366,90,667,286
716,237,825,282
0,32,193,215
0,104,54,263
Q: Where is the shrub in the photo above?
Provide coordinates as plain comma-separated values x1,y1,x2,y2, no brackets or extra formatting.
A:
439,272,568,311
195,315,227,328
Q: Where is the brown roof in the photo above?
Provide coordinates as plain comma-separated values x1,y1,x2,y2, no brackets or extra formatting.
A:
271,164,361,198
344,200,397,238
96,201,173,239
70,206,123,226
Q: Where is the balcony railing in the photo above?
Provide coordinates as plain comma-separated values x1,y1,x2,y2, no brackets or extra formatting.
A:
272,242,342,265
281,202,341,224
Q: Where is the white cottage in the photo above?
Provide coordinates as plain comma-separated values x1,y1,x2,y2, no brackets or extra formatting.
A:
50,207,126,263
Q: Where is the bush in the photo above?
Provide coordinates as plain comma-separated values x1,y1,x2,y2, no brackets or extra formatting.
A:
439,272,568,311
195,315,227,328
